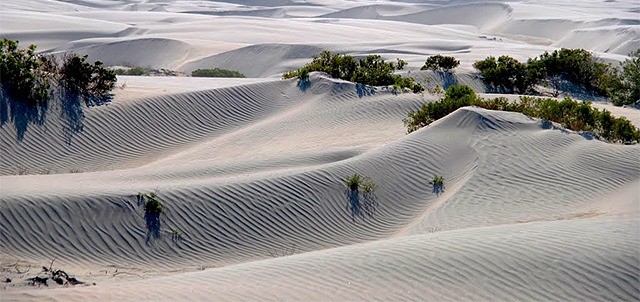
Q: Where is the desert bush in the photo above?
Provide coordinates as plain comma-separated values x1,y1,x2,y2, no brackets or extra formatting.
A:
345,173,364,191
344,173,378,219
473,48,636,106
138,192,163,241
537,48,611,94
192,68,245,78
113,66,149,76
403,84,478,133
516,96,639,142
421,55,460,72
1,39,116,141
361,178,378,193
140,192,163,215
403,84,640,143
59,53,117,107
473,55,543,94
283,51,423,93
0,39,50,106
610,50,639,106
430,175,445,194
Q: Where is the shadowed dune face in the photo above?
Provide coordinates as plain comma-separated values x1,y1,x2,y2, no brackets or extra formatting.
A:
1,0,640,301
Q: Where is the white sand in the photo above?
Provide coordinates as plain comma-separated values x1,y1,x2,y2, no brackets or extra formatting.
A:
1,1,639,301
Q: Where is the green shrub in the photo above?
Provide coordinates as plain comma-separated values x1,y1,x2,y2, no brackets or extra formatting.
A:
610,50,639,106
403,84,478,133
430,175,445,187
473,55,543,94
345,173,364,191
345,173,378,219
429,175,445,194
361,179,378,193
537,48,612,94
283,51,422,93
59,53,117,106
0,39,50,106
113,66,149,76
473,48,635,105
141,192,163,215
421,55,460,72
404,84,640,143
192,68,245,78
1,39,116,140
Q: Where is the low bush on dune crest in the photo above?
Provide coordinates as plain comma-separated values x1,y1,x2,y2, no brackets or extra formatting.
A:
192,68,245,78
404,84,640,143
283,51,424,93
403,85,478,133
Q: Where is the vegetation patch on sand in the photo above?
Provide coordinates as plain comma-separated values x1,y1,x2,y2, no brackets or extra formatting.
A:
283,51,424,93
473,48,639,106
404,84,640,143
192,68,245,78
1,39,116,141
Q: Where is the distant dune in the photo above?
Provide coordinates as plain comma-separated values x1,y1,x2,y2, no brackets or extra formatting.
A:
1,0,639,301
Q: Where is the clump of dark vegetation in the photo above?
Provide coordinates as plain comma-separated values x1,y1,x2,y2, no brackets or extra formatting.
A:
429,175,445,195
345,173,364,191
26,259,84,287
1,39,116,141
404,84,478,133
421,55,460,72
473,48,639,106
192,68,245,78
473,55,542,94
283,51,424,93
113,66,149,76
344,173,379,220
608,50,639,106
404,84,640,143
141,192,163,215
137,192,163,242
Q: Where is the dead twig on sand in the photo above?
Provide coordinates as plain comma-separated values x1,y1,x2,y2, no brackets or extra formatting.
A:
26,260,85,287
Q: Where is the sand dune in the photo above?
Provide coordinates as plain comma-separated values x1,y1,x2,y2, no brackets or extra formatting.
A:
2,76,639,300
4,0,636,73
7,218,639,301
1,0,639,301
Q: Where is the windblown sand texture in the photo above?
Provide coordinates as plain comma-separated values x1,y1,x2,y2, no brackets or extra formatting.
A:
1,0,639,301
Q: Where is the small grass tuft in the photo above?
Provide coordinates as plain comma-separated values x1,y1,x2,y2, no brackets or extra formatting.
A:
361,179,377,193
345,173,364,191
